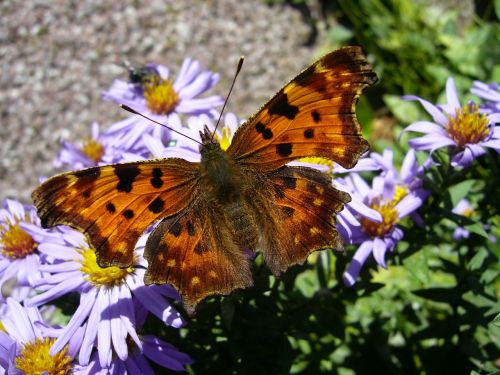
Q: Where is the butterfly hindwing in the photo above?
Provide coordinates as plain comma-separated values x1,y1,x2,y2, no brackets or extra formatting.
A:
32,158,200,267
227,46,377,170
251,166,349,275
143,201,253,314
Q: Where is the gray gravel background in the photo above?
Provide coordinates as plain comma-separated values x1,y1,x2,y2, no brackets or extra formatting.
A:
0,0,320,202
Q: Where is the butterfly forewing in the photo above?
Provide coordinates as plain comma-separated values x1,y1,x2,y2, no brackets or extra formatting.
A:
227,46,377,170
32,158,200,267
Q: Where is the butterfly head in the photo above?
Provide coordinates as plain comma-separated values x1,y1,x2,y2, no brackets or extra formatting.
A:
199,125,221,154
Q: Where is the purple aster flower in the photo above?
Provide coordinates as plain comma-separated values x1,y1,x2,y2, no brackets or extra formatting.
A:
450,199,496,243
102,59,223,154
452,199,475,240
0,199,49,301
25,226,184,368
404,77,500,168
471,81,500,115
54,122,126,170
0,298,82,374
342,171,429,287
73,304,192,373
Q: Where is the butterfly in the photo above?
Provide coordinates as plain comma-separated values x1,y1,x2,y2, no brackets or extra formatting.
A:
32,46,377,315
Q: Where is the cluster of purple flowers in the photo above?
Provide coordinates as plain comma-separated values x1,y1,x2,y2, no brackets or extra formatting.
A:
0,51,498,374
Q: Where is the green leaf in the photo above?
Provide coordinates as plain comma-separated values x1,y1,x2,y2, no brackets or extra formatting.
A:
383,94,421,123
467,248,489,270
492,313,500,327
464,222,490,239
447,180,476,207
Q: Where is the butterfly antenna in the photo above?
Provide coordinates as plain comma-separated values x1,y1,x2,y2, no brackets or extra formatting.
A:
121,104,202,145
211,56,245,141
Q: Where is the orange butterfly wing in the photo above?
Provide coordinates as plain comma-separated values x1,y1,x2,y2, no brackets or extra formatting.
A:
32,159,200,267
227,46,377,170
253,166,349,275
143,201,253,315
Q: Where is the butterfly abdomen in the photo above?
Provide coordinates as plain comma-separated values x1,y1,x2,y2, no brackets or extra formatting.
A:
225,200,259,251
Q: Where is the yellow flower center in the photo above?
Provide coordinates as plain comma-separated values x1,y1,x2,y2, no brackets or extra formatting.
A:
15,337,72,375
80,138,104,163
445,104,490,147
393,185,408,204
0,218,37,259
215,126,233,151
78,247,133,287
361,200,399,238
460,207,475,218
299,157,335,173
143,78,179,115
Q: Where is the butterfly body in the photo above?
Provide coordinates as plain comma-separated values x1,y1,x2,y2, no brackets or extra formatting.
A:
198,126,260,249
33,47,378,314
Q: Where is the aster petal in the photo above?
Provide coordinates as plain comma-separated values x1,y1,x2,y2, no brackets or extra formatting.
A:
156,65,170,80
343,240,374,287
372,237,388,268
79,293,101,366
173,58,200,91
38,243,78,261
97,290,112,367
142,335,193,371
128,354,155,375
50,288,98,356
400,149,418,183
110,287,128,361
177,71,219,99
404,121,448,134
127,276,184,328
2,299,35,344
351,174,371,197
395,192,427,218
26,275,85,307
481,138,500,151
402,95,448,126
346,200,382,223
5,200,25,219
445,77,461,112
175,96,224,114
487,113,500,125
408,134,455,150
118,285,142,350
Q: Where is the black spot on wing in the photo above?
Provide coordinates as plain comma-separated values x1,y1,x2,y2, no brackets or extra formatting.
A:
148,198,165,213
282,176,297,189
263,128,273,140
115,165,140,193
304,129,314,139
123,209,134,219
282,206,295,217
194,242,208,254
187,221,196,236
74,167,101,181
255,122,265,133
276,143,293,157
311,110,321,123
274,185,285,199
170,222,182,237
151,168,163,189
106,203,116,213
268,92,298,120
